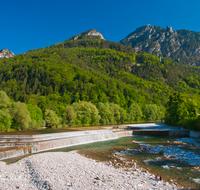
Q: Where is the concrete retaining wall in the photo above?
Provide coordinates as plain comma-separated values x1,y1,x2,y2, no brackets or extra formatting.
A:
132,130,189,137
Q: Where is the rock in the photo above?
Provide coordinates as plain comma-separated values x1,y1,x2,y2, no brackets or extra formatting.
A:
70,29,105,41
0,49,14,58
142,170,147,173
120,25,200,66
0,151,178,189
62,124,67,128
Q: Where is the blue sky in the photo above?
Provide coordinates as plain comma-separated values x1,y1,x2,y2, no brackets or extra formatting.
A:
1,0,200,55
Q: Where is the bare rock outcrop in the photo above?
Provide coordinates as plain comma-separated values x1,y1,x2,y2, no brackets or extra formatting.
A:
0,49,14,58
86,29,105,40
70,29,105,41
120,25,200,66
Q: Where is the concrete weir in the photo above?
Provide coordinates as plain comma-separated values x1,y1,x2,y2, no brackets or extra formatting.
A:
132,130,190,137
127,123,190,137
0,130,132,160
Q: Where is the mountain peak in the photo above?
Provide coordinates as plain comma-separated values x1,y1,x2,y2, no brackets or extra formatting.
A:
69,29,105,41
86,29,105,40
144,24,153,29
120,25,200,66
164,26,173,32
0,49,14,58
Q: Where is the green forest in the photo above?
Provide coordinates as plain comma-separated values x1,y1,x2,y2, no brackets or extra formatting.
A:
0,37,200,131
0,90,165,131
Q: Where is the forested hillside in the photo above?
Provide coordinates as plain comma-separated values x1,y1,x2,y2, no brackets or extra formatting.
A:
0,36,200,130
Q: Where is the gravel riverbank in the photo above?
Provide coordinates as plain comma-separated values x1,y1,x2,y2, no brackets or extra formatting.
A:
0,151,179,190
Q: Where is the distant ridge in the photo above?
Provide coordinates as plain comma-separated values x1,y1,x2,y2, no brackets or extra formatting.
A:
120,25,200,66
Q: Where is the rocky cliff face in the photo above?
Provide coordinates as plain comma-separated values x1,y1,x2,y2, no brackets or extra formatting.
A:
0,49,14,58
120,25,200,66
70,29,105,41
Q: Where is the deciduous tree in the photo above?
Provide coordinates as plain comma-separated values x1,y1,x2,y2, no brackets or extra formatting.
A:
0,110,12,131
44,109,59,127
165,93,197,125
11,102,31,130
128,103,143,121
63,106,76,126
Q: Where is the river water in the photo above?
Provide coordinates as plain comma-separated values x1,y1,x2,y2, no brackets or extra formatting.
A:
48,136,200,189
2,127,200,189
5,135,199,189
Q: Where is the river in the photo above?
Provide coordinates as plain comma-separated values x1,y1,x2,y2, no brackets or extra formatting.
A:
2,123,200,189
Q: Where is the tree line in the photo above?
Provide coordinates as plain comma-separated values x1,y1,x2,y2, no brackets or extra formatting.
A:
165,92,200,131
0,90,165,132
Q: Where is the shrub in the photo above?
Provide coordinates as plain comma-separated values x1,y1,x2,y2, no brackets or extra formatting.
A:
159,150,164,155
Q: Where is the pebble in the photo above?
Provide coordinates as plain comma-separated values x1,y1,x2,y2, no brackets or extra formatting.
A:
176,138,200,147
0,151,177,189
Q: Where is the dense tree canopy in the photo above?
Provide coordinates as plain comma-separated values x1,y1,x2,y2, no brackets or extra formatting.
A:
0,91,12,131
128,103,143,122
0,91,11,109
44,109,59,127
11,102,31,130
1,39,200,112
0,110,12,131
165,92,197,125
72,101,100,125
63,106,76,126
0,38,200,131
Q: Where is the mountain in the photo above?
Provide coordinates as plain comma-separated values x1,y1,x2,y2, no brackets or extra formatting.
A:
120,25,200,66
0,29,200,112
68,29,105,41
0,49,14,58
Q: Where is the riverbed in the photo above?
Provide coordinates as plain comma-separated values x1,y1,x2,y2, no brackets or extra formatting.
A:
3,135,200,189
0,151,178,189
46,136,200,189
1,123,200,189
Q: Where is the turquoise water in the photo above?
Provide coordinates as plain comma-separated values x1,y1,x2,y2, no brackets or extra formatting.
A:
126,136,200,189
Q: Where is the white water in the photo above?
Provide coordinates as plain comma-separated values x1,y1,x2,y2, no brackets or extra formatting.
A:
0,147,31,160
0,130,132,160
32,131,132,153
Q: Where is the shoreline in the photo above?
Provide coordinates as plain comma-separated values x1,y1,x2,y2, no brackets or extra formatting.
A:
0,151,179,190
